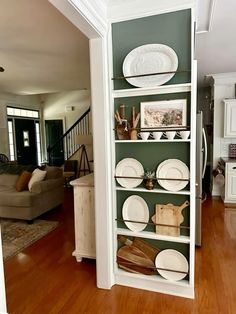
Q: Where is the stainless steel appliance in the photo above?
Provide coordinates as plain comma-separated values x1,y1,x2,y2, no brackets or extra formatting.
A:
195,111,207,246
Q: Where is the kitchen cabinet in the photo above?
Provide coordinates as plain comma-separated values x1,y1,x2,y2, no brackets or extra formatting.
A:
224,99,236,138
220,158,236,203
110,8,196,298
70,173,95,262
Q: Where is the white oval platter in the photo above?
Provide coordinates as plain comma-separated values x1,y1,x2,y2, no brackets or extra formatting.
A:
122,195,149,232
123,44,178,87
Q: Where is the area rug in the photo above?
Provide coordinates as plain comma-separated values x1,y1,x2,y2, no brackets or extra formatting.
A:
0,219,59,261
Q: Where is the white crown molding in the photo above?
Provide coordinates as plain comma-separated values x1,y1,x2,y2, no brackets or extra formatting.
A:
196,0,217,34
107,0,195,23
205,72,236,85
69,0,108,37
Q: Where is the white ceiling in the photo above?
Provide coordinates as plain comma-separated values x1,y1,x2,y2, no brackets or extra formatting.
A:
196,0,236,86
0,0,90,95
0,0,235,95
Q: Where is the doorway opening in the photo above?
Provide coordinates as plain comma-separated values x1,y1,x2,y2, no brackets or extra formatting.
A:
45,119,64,166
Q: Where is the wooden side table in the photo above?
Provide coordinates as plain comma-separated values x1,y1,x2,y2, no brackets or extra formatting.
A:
70,173,95,261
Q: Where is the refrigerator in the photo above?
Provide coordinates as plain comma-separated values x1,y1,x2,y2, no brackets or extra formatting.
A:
195,111,207,246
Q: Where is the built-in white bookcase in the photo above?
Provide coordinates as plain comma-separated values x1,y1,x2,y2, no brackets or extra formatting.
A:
109,8,197,298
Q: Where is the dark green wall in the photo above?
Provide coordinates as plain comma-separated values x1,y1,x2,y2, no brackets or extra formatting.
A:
112,9,192,89
112,10,192,264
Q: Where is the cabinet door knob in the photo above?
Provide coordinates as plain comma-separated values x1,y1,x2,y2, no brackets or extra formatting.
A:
233,167,236,169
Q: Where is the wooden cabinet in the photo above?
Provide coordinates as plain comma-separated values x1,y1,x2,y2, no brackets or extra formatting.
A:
222,159,236,203
224,99,236,138
70,173,95,262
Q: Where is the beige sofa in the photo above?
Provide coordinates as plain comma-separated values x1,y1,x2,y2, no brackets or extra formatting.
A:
0,164,64,221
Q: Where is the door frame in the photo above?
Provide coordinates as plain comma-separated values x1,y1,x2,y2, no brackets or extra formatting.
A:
49,0,114,289
44,118,65,165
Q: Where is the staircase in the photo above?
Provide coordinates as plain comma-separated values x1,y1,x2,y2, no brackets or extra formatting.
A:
47,108,91,166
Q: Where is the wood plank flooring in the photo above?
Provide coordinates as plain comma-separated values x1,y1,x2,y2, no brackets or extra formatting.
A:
3,189,236,314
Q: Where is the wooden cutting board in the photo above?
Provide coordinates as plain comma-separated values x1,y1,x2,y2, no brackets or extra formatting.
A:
117,245,156,275
151,201,189,236
117,235,160,263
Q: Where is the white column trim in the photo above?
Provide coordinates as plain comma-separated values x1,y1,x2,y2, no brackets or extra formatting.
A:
0,228,7,314
90,37,114,289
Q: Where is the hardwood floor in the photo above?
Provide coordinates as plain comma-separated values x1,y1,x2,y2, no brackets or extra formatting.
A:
3,189,236,314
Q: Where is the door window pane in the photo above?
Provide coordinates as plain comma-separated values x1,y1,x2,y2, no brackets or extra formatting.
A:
23,131,30,147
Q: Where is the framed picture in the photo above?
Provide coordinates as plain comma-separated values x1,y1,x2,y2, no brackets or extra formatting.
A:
140,99,187,130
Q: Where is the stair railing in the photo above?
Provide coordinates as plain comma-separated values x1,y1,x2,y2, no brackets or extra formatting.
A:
47,108,91,165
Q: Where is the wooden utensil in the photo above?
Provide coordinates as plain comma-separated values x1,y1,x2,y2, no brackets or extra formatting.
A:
117,235,160,263
119,104,125,119
133,113,140,128
117,257,155,275
117,245,156,275
151,200,189,236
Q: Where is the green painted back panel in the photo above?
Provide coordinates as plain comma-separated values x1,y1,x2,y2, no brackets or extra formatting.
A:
112,9,191,89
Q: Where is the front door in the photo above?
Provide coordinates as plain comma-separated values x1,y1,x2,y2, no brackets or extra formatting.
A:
15,119,37,165
45,120,64,166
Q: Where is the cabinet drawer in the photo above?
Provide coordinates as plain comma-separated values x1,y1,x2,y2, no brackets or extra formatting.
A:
227,163,236,172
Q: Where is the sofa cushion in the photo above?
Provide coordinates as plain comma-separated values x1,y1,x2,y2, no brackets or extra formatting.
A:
0,174,19,187
0,188,35,207
15,171,32,192
31,178,63,194
28,168,47,192
45,165,62,180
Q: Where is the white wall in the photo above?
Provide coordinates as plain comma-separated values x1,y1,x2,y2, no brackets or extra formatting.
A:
41,90,91,129
0,92,41,156
207,72,236,195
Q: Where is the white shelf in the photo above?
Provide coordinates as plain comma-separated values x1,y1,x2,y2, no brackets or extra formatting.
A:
115,139,191,143
116,228,190,244
115,268,190,287
114,269,194,298
112,83,192,98
116,186,191,195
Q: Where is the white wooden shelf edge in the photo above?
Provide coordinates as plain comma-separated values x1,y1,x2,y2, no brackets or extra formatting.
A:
112,83,192,98
115,186,191,195
115,139,191,143
116,228,190,243
114,269,194,299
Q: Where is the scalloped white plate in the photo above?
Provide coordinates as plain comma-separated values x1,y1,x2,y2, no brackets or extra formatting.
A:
115,158,144,188
123,44,178,87
156,159,189,191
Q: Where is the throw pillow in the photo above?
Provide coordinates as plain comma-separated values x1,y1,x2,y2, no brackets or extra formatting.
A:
28,168,47,192
15,171,32,192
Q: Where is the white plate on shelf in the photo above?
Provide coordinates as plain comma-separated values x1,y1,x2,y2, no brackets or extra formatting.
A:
115,158,144,188
155,249,188,281
122,195,149,232
122,44,178,87
156,159,189,191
